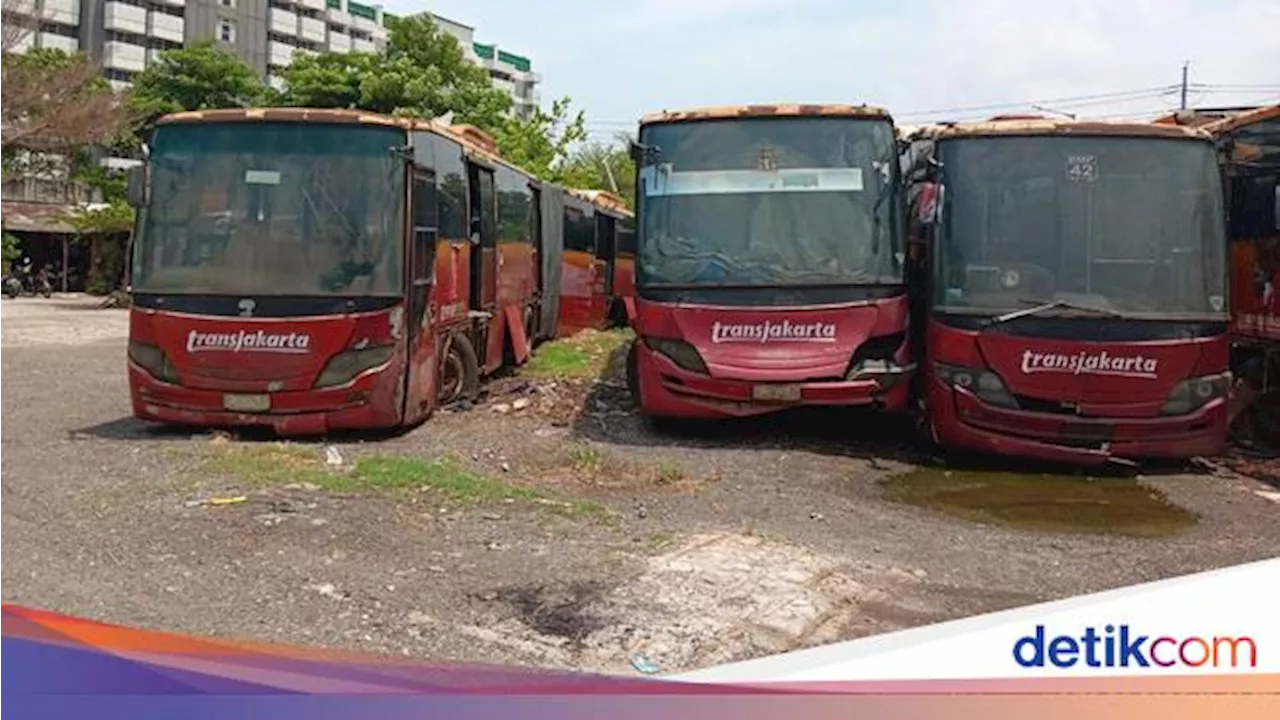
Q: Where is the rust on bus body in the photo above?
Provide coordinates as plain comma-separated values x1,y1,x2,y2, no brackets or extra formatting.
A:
566,188,631,217
1202,104,1280,136
639,103,890,127
155,107,524,182
910,117,1212,142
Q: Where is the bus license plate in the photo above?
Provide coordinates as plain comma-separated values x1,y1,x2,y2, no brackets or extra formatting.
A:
223,393,270,412
752,384,802,402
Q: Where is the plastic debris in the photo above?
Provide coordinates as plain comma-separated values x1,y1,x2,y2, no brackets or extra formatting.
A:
324,445,344,466
185,496,248,508
629,653,660,675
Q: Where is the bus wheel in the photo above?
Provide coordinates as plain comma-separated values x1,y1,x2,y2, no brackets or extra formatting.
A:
439,335,480,405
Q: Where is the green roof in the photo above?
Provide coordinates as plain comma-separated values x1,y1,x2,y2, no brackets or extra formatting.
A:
348,1,378,20
473,42,494,59
326,0,340,8
497,50,530,72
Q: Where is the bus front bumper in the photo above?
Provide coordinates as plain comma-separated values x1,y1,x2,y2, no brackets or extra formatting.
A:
634,343,913,419
928,383,1228,465
129,365,404,435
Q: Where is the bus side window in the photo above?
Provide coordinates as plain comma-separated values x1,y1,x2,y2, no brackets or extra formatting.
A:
412,172,438,283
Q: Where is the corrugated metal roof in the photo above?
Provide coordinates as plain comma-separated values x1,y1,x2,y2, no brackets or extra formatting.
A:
1,202,76,234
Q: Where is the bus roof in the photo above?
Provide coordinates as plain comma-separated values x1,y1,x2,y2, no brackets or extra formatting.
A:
908,117,1213,142
154,107,533,182
1201,104,1280,136
639,103,890,127
566,188,632,217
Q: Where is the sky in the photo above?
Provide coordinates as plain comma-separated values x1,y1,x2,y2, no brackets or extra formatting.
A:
385,0,1280,142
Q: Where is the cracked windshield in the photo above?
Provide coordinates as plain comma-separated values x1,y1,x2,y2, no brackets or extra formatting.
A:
935,135,1227,316
132,123,404,296
637,117,901,287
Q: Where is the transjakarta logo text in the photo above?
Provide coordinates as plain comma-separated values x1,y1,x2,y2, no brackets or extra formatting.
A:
1014,625,1257,669
187,329,311,354
710,320,837,344
1021,350,1159,379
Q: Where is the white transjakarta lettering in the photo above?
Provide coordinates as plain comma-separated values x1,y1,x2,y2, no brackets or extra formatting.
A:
186,329,311,354
1020,350,1158,379
710,320,837,344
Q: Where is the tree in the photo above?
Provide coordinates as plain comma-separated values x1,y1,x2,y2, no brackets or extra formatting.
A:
130,42,267,132
0,10,128,165
67,201,135,295
495,97,588,183
2,232,20,263
560,136,637,208
279,13,512,124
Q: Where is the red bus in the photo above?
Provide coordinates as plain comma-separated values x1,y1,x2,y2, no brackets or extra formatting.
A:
556,188,635,336
903,117,1231,466
125,108,581,434
625,104,913,421
1205,105,1280,443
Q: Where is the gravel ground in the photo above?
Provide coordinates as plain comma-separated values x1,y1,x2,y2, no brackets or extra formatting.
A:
3,296,1278,675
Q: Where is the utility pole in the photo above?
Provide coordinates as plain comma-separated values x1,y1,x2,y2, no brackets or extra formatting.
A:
1180,61,1190,110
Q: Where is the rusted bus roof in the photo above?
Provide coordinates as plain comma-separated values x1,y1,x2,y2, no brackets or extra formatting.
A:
154,107,534,185
909,117,1212,142
566,188,632,217
640,103,890,126
1202,104,1280,136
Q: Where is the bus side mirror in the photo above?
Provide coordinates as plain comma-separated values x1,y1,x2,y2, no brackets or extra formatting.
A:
126,165,146,208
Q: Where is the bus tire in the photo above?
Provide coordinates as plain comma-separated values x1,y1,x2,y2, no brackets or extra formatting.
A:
439,334,480,405
625,339,641,406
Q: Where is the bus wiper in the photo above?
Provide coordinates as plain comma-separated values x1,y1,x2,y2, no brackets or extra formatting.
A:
983,298,1123,328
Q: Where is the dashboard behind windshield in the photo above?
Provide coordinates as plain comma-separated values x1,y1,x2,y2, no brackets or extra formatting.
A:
636,116,902,291
933,135,1227,318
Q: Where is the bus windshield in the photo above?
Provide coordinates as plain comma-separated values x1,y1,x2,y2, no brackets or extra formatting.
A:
637,116,902,288
934,135,1227,317
133,122,404,296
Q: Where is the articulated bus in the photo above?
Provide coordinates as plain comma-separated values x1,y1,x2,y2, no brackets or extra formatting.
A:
125,108,605,434
625,104,913,421
1205,105,1280,444
557,188,636,336
903,117,1231,466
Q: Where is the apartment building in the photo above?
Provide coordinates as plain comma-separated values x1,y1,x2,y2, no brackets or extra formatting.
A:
8,0,541,117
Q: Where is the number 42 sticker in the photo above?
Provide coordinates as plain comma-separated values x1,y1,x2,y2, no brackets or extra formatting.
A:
1066,155,1098,182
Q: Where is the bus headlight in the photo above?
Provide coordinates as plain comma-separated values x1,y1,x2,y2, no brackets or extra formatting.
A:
643,337,709,374
314,345,396,389
128,341,177,383
1161,371,1231,416
934,362,1018,409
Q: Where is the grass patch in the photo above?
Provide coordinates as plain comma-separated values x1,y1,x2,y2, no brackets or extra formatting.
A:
882,467,1198,538
524,328,634,379
203,443,608,513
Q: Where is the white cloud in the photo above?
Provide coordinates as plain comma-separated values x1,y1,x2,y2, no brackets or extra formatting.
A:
391,0,1280,131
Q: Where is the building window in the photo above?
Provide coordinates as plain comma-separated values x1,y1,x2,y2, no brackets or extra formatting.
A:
220,0,236,7
219,20,236,43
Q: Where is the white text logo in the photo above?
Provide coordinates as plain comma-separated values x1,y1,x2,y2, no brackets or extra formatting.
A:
186,329,311,354
710,320,837,344
1020,350,1158,379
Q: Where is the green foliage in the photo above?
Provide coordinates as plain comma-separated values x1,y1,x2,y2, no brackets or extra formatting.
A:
129,42,267,131
67,201,135,236
278,13,511,124
1,48,126,154
494,97,588,182
2,232,21,262
560,137,637,209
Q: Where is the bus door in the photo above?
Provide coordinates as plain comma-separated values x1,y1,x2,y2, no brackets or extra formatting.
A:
594,211,616,323
405,167,439,421
467,162,499,369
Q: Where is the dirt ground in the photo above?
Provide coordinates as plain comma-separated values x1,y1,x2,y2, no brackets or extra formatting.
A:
3,295,1279,676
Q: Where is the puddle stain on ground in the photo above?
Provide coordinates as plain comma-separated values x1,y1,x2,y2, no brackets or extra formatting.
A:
881,468,1198,537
